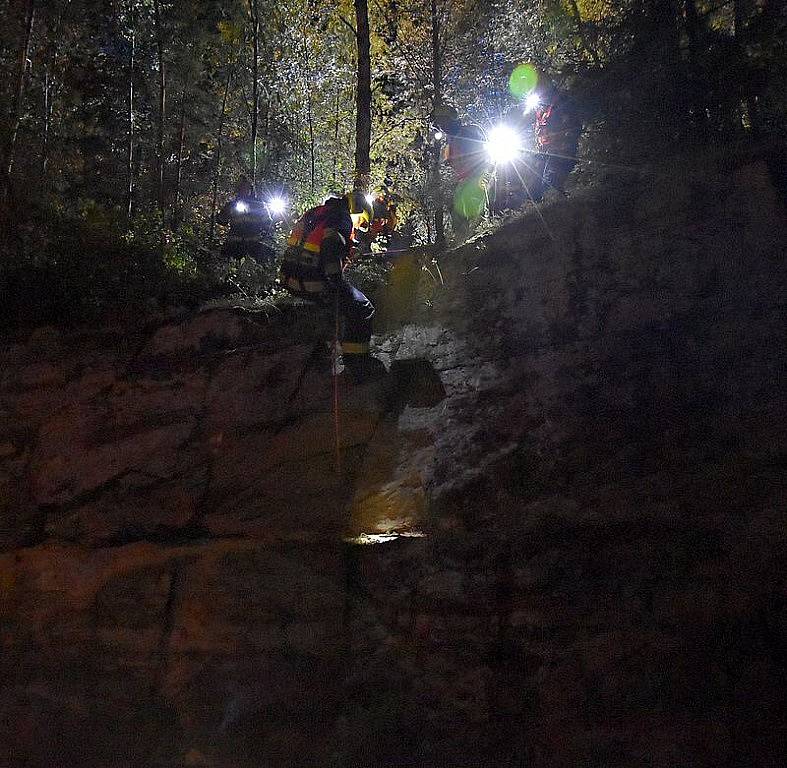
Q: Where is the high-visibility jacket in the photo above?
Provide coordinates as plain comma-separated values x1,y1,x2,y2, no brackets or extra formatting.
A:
370,195,398,238
535,97,581,153
280,199,352,295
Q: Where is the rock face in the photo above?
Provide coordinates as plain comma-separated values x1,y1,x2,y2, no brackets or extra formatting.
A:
1,155,787,767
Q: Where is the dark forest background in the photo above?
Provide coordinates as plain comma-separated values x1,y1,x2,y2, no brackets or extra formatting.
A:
1,0,785,326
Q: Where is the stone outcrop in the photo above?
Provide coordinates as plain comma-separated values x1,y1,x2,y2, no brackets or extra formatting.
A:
1,154,786,767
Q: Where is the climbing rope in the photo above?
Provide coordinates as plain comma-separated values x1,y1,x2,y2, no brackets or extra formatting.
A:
332,290,342,475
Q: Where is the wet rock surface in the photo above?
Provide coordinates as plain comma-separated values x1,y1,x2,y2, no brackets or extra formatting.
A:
1,157,786,766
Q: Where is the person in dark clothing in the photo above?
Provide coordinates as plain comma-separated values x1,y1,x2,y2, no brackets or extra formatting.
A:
216,176,276,264
433,106,489,231
532,84,582,199
279,192,383,381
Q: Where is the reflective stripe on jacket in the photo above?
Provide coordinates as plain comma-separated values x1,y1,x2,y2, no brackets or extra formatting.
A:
280,201,352,295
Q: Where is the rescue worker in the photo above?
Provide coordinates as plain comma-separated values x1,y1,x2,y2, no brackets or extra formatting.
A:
279,191,383,382
216,176,276,264
532,83,582,199
437,108,486,186
369,190,399,242
434,106,488,234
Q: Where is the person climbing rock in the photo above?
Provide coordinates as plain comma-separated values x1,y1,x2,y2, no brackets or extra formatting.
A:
434,105,488,235
438,108,487,187
532,81,582,199
279,191,385,383
216,176,277,264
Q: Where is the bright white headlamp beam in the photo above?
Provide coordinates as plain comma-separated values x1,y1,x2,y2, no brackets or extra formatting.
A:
485,124,524,166
525,92,541,113
267,196,287,216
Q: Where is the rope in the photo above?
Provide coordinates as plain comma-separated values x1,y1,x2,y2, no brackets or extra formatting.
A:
332,289,342,475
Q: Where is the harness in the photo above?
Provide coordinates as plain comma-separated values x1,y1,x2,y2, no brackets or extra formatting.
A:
281,204,346,295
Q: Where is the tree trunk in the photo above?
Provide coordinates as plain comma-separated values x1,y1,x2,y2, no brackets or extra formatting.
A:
431,0,445,246
332,87,341,187
210,68,234,242
153,0,166,214
41,4,65,185
42,66,50,179
2,0,36,198
353,0,371,192
302,34,315,195
174,84,188,226
734,0,759,132
567,0,601,65
127,26,135,219
248,0,259,187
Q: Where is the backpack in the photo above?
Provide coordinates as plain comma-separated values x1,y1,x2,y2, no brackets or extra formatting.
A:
280,202,350,294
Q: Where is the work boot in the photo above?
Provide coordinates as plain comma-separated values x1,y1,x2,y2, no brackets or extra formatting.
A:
343,354,387,384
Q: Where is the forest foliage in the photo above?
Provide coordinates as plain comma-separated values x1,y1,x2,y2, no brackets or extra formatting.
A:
1,0,785,326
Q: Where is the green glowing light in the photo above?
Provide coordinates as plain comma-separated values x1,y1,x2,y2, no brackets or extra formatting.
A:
509,63,538,100
454,178,486,220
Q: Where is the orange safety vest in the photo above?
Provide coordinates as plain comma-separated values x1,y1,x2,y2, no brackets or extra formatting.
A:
281,204,348,293
286,206,330,257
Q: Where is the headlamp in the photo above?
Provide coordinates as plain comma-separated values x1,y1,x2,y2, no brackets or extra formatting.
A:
234,201,249,213
525,92,541,113
485,124,523,166
267,196,287,217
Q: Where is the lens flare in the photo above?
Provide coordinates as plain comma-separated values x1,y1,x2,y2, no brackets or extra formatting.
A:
454,178,486,220
234,201,249,213
509,63,538,100
525,92,541,113
485,124,523,165
267,196,287,216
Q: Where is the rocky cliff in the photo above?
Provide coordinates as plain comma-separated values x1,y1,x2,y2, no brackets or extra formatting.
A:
1,152,786,767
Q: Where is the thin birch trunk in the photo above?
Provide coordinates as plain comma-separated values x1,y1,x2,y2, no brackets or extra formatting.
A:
42,66,50,178
332,87,340,187
431,0,445,246
248,0,259,187
127,26,135,218
353,0,371,192
41,2,66,183
154,0,166,213
174,83,188,225
302,34,315,194
3,0,36,197
210,68,234,242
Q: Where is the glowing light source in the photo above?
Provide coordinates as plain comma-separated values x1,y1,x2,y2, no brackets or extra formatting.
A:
267,195,287,216
434,130,445,141
509,63,539,100
234,201,249,213
365,193,376,207
485,124,523,165
525,92,541,113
